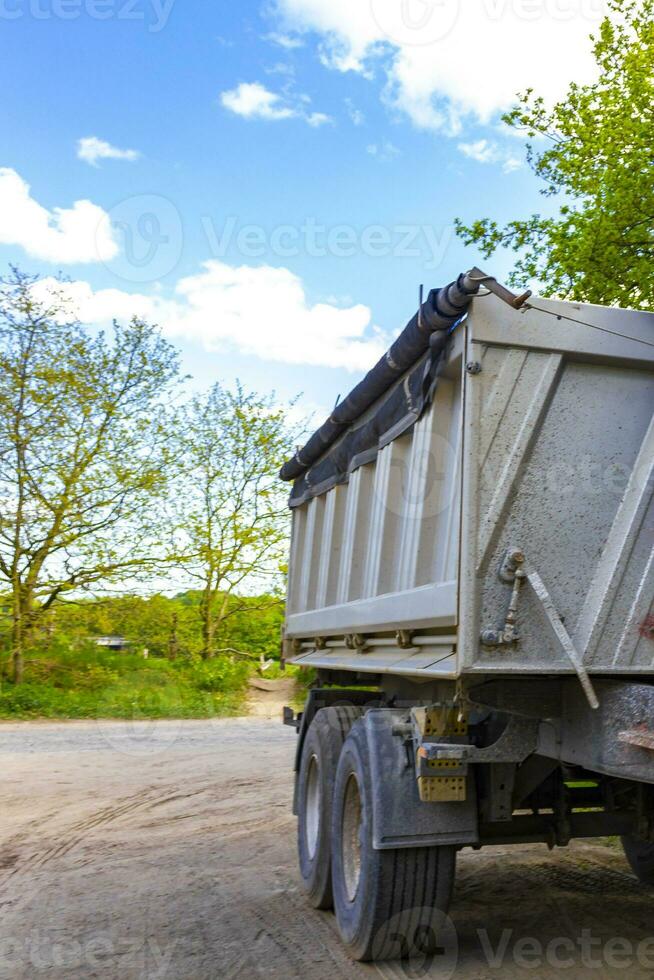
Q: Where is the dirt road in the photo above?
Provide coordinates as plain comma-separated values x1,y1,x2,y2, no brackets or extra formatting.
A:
0,717,652,980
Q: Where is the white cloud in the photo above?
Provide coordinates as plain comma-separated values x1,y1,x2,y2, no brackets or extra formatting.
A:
345,98,365,126
264,30,304,49
30,277,165,326
0,167,118,264
220,82,296,121
458,138,523,172
502,156,523,173
367,141,401,161
220,81,332,126
170,262,383,369
266,61,296,77
458,139,498,164
36,261,387,371
306,111,332,127
273,0,610,132
77,136,140,167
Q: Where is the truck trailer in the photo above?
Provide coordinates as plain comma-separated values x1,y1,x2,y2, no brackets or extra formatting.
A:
280,269,654,962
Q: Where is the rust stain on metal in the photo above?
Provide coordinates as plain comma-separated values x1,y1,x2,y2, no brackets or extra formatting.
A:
618,725,654,752
638,615,654,640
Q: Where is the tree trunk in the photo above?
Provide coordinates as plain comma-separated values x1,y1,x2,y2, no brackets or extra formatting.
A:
11,635,24,684
167,612,179,660
11,612,26,685
11,587,34,684
201,593,216,660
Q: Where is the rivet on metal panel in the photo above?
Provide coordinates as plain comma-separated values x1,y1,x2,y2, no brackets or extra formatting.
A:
466,361,482,375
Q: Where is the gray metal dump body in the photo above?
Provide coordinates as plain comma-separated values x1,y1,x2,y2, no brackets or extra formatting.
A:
285,292,654,682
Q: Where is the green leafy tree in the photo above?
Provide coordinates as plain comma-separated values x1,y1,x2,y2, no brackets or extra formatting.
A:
171,384,294,660
50,594,203,660
0,269,180,682
456,0,654,308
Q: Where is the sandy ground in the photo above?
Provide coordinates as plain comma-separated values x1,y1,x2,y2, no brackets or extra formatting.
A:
246,676,299,720
0,711,653,980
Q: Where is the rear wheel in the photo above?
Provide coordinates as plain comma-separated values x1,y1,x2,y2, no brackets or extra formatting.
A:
622,835,654,884
297,706,363,909
331,720,457,962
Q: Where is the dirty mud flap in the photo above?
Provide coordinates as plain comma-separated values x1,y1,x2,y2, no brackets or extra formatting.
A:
363,709,479,850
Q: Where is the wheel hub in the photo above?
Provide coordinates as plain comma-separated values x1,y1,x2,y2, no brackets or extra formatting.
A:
305,754,321,859
341,773,363,902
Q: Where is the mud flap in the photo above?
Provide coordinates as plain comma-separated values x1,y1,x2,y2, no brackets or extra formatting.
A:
363,709,479,850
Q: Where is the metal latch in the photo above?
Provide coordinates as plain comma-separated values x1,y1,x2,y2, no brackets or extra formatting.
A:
481,547,526,646
481,547,600,711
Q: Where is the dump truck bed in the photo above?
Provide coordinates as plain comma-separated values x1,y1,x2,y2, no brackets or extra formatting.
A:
284,289,654,682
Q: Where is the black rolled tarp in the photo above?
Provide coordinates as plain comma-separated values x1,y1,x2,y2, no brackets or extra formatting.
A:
280,272,479,483
289,343,446,508
281,272,479,508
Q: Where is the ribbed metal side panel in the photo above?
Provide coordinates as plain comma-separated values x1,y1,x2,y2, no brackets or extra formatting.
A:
285,356,463,640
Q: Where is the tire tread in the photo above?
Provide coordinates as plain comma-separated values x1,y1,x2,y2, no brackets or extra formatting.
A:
297,705,364,909
331,720,457,962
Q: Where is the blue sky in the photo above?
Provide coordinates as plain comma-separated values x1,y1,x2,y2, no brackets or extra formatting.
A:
0,0,606,418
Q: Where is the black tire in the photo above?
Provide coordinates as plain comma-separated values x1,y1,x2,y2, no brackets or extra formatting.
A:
331,720,457,962
622,835,654,885
297,705,364,909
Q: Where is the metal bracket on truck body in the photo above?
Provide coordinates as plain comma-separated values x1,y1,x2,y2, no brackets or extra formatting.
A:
363,709,479,849
417,713,539,765
469,678,654,785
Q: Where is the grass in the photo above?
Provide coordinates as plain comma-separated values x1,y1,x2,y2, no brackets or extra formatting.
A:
0,644,251,720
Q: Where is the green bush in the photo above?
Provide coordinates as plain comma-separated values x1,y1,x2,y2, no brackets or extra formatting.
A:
0,588,288,720
0,652,250,720
187,658,249,693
